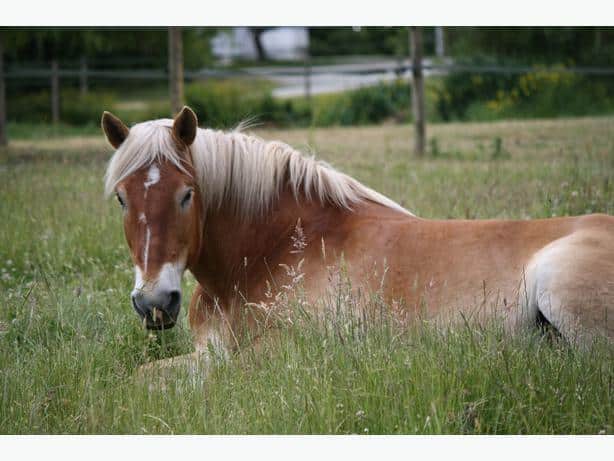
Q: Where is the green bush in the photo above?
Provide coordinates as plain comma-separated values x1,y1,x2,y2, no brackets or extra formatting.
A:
434,58,614,121
186,79,411,129
6,91,53,123
312,81,410,126
60,90,117,126
472,69,614,120
7,79,411,130
7,89,116,126
257,93,312,126
434,57,518,121
185,79,275,128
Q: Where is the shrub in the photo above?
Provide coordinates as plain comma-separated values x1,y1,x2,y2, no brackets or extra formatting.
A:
434,58,614,121
6,91,53,124
312,80,411,126
8,79,412,129
351,80,410,124
7,89,117,126
60,90,117,126
476,68,614,119
185,79,276,128
433,57,518,121
187,78,411,129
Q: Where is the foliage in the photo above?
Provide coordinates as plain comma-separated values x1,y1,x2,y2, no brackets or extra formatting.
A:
446,27,614,66
310,81,411,126
3,27,613,68
5,78,411,129
61,90,118,126
469,70,614,120
309,27,418,57
434,59,614,122
433,57,519,121
186,79,411,128
185,79,283,128
6,89,116,125
1,28,217,69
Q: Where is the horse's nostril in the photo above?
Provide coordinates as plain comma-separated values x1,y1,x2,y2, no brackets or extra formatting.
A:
131,290,180,329
132,293,146,317
168,290,181,310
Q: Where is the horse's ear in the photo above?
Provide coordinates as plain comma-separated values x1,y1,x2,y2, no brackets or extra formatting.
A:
172,106,198,147
101,111,129,149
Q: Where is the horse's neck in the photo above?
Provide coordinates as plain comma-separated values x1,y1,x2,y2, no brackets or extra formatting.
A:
190,188,348,303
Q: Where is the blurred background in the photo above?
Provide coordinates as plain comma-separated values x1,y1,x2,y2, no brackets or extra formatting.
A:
0,27,613,152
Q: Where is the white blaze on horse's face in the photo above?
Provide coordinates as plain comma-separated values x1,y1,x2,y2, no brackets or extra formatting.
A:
115,160,202,330
144,164,160,191
102,107,201,329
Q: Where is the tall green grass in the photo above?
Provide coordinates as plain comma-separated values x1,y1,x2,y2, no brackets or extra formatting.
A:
1,118,613,433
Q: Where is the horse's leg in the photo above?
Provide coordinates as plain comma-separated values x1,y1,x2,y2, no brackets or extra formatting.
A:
189,284,234,358
137,351,207,378
524,229,614,345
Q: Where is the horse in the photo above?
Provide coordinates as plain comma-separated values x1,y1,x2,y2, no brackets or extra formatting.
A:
101,106,614,370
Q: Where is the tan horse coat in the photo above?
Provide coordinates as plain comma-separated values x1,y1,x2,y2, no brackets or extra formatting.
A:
188,191,614,351
101,108,613,372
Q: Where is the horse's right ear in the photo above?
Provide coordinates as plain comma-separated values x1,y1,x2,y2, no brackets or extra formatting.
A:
101,111,129,149
172,106,198,147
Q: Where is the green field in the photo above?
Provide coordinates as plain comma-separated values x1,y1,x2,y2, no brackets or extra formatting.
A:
1,117,613,434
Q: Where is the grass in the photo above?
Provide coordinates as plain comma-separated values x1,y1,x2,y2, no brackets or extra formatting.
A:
1,116,613,434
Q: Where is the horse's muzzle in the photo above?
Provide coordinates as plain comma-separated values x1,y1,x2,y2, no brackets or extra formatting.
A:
131,289,181,330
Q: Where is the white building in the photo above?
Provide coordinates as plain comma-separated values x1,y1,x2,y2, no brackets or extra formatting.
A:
211,27,309,63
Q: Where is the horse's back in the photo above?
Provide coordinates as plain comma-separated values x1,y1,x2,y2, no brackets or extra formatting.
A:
339,208,614,342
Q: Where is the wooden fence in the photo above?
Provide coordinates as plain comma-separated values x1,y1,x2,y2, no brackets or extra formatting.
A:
2,56,614,149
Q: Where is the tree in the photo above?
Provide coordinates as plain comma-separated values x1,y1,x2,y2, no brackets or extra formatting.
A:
0,28,215,69
444,27,614,66
168,27,184,115
250,28,269,61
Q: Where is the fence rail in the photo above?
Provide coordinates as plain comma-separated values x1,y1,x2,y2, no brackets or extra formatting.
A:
2,57,614,148
5,63,614,80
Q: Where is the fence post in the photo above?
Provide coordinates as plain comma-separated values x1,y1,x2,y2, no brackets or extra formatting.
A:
168,27,184,115
79,56,88,96
594,28,602,51
435,27,445,57
410,27,425,157
0,33,7,147
51,60,60,125
303,48,311,104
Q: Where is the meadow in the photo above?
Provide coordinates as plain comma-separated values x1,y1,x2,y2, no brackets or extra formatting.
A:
0,116,613,434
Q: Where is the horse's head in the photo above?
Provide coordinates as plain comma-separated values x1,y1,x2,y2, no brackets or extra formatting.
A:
102,107,203,330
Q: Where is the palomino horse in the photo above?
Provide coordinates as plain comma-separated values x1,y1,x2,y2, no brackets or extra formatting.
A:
102,107,613,369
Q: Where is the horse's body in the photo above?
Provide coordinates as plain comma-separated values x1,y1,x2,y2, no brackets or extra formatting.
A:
102,108,613,368
188,193,614,349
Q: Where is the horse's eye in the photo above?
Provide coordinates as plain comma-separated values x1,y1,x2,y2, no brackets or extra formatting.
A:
181,189,193,208
116,193,126,209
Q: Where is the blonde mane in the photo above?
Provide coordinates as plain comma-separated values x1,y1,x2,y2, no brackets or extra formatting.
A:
104,119,413,218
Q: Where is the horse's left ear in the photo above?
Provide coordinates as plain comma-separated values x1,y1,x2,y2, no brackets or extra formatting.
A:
172,106,198,147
